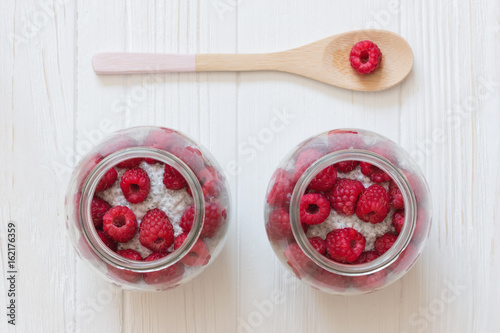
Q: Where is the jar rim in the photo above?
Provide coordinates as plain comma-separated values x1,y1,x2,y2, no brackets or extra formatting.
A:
79,147,205,273
289,149,417,276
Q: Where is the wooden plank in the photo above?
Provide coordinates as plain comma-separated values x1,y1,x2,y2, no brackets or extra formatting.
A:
1,0,499,332
0,0,80,332
74,1,130,332
119,1,239,332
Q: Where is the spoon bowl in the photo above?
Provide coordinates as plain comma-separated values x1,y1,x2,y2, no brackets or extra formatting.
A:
287,30,414,91
93,30,413,91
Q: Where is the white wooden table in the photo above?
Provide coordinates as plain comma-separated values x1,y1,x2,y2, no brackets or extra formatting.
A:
1,0,499,332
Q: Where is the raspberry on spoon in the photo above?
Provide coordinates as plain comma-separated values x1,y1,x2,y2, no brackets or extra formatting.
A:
349,40,382,75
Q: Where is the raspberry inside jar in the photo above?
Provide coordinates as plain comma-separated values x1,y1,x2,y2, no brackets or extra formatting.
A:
299,159,403,264
265,129,431,295
67,127,231,291
90,155,226,287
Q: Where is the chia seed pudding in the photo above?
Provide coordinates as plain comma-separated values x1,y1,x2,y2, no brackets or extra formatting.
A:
98,161,194,258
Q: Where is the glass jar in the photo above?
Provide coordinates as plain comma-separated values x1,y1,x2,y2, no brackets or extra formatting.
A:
264,129,431,295
66,126,230,291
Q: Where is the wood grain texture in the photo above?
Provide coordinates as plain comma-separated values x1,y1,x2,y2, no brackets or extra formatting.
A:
92,53,196,74
93,30,413,91
198,29,414,92
0,0,499,332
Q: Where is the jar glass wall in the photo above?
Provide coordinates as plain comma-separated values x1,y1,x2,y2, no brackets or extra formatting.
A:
264,129,431,295
66,127,231,291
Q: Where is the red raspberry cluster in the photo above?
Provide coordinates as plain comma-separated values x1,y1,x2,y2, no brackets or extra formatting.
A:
87,132,227,285
267,141,407,290
315,164,404,264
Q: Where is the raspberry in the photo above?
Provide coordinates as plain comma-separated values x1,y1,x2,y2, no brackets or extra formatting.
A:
370,143,398,164
97,230,118,251
120,168,151,204
334,160,359,173
359,162,391,183
313,268,350,292
374,233,398,256
353,251,379,264
300,193,330,225
328,130,365,152
266,208,309,242
116,158,143,169
266,208,292,241
325,228,366,263
308,165,337,192
143,128,171,164
187,166,223,198
174,233,211,266
292,149,324,183
389,181,404,209
356,184,390,224
139,208,174,252
350,251,387,290
91,196,111,228
143,128,183,152
349,40,382,75
163,164,187,190
309,236,326,255
351,270,387,291
143,252,185,286
111,249,143,283
96,168,118,192
267,169,294,207
142,128,185,164
179,203,225,238
199,166,223,198
392,210,405,234
117,248,143,261
103,206,138,243
144,159,161,165
284,243,317,278
327,178,365,215
172,146,204,173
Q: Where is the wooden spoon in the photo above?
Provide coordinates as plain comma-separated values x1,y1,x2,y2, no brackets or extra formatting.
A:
93,30,413,91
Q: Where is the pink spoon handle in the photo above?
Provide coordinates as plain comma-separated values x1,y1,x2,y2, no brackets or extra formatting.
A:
92,53,196,74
